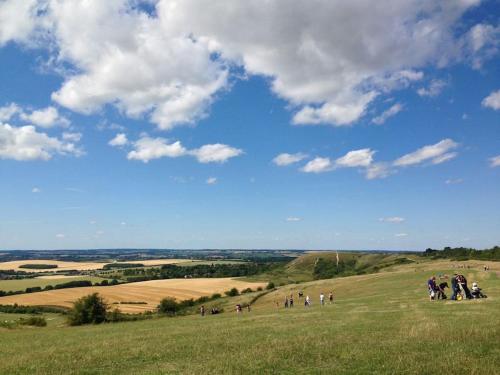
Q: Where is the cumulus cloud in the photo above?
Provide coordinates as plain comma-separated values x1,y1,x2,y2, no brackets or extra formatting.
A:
417,79,447,97
298,139,459,179
379,217,405,223
273,152,307,166
108,133,128,147
127,137,187,163
286,217,301,222
190,144,243,164
0,0,41,46
0,103,21,121
206,177,217,185
45,0,228,131
489,155,500,168
31,187,41,193
0,123,83,161
20,106,69,128
482,90,500,110
0,0,489,130
335,148,375,168
395,233,408,237
445,178,463,184
55,233,65,239
372,103,403,125
301,157,333,173
125,136,242,164
393,139,458,167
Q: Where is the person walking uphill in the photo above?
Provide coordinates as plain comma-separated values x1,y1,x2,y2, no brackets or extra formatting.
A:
320,293,325,306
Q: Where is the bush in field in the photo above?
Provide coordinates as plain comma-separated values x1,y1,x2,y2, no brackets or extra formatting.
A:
68,293,108,326
211,293,222,299
266,282,275,290
225,288,240,297
158,297,179,316
256,286,263,291
241,288,253,294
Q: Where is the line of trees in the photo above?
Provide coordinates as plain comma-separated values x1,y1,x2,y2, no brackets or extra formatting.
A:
123,262,278,282
423,246,500,260
0,279,119,297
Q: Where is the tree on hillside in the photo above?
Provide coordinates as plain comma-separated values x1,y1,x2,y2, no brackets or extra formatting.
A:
158,297,179,316
68,293,108,326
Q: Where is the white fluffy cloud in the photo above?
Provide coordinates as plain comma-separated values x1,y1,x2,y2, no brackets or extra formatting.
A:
0,103,21,121
372,103,403,125
379,217,405,223
335,148,375,168
417,79,447,97
273,152,307,166
127,137,187,163
298,139,459,179
32,187,41,193
482,90,500,110
301,157,333,173
0,123,83,161
20,106,69,128
108,133,128,147
286,217,301,222
0,0,41,46
190,144,243,164
393,139,458,167
0,0,490,130
162,0,485,126
489,155,500,168
125,136,242,164
46,0,228,131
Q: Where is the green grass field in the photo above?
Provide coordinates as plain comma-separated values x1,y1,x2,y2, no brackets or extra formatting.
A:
0,276,109,293
0,260,498,374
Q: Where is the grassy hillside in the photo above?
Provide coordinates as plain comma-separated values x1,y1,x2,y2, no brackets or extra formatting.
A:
0,260,498,374
246,251,418,284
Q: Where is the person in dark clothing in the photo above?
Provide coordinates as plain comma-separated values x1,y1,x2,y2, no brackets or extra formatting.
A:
451,274,459,300
456,274,472,299
437,282,448,299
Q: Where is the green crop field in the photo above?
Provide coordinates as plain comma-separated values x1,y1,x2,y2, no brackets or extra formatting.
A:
0,259,498,374
0,276,109,293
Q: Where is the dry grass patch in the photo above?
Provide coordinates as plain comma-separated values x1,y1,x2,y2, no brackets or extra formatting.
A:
0,258,196,272
0,278,266,313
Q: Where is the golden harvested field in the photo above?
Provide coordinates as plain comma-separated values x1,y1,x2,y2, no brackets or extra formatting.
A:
0,278,266,313
0,259,194,272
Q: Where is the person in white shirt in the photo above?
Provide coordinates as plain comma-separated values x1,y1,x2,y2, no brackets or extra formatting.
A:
320,293,325,306
305,295,311,307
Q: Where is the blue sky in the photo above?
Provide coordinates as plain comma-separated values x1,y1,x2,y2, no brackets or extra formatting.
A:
0,0,499,250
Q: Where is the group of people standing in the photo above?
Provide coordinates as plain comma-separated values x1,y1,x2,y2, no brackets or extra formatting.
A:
281,291,334,308
427,273,487,301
